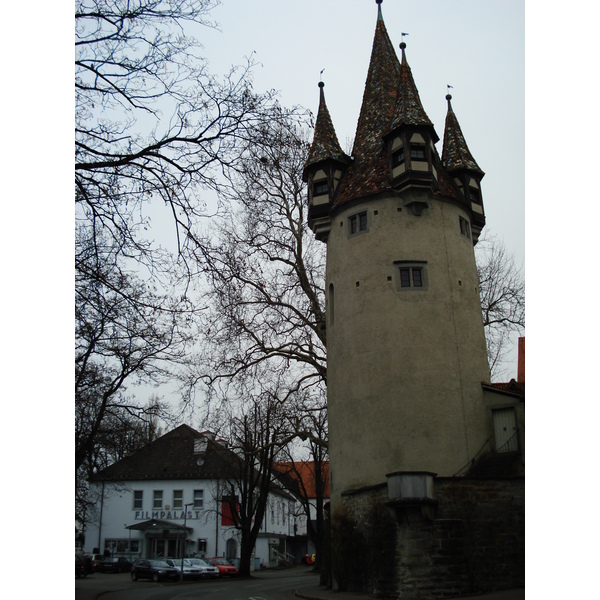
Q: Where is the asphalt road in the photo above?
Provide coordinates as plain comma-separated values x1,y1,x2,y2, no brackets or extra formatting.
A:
75,566,318,600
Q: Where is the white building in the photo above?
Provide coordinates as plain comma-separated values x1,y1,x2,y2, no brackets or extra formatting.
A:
84,425,303,568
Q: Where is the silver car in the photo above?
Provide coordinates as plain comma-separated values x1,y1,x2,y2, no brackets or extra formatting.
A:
184,558,219,578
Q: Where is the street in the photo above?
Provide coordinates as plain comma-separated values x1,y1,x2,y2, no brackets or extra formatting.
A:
75,565,319,600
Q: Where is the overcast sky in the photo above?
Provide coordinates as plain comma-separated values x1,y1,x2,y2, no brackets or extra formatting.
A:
196,0,525,376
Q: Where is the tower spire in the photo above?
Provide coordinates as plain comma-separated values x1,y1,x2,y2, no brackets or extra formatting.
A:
388,40,437,137
442,92,483,175
334,1,400,206
304,80,349,178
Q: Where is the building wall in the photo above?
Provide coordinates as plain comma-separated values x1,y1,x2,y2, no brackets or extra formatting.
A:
85,478,297,566
336,477,525,598
326,193,491,504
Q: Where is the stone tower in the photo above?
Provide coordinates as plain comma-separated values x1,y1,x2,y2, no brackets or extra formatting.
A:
304,1,492,508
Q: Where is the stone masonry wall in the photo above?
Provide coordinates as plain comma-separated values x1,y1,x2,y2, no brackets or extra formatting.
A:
339,477,524,599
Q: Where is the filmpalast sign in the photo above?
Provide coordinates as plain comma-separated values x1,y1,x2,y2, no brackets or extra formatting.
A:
134,510,202,521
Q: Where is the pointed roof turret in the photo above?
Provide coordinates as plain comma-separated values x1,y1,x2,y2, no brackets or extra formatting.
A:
334,0,400,206
442,93,483,175
304,81,350,180
388,41,438,140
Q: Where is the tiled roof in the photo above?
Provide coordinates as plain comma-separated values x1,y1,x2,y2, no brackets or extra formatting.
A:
90,424,241,482
388,44,435,133
333,10,400,207
273,461,330,499
442,95,484,175
490,379,525,397
304,83,350,176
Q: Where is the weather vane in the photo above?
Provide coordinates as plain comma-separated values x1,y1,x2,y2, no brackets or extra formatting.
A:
320,68,325,83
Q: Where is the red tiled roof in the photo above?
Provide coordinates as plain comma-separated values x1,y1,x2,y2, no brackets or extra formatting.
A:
273,461,330,499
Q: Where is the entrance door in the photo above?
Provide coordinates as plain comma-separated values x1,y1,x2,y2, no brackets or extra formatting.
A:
493,407,518,452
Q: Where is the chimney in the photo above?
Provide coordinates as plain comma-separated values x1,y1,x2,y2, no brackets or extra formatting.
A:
517,337,525,383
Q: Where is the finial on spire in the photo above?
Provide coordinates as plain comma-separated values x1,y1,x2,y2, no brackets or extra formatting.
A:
446,84,453,103
399,34,408,62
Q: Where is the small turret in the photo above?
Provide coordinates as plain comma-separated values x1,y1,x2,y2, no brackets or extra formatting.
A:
385,41,441,209
304,81,351,242
442,93,486,241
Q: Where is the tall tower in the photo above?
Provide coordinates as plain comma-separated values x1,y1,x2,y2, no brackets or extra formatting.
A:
304,1,491,507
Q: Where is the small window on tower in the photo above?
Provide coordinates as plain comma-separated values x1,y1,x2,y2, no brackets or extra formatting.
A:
392,146,405,166
459,216,471,239
468,187,481,205
395,262,428,291
348,211,369,236
410,145,426,160
313,180,329,196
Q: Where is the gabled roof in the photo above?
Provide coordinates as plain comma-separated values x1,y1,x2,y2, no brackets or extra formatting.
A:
334,5,400,207
304,82,350,178
273,461,330,500
442,94,484,175
90,424,241,482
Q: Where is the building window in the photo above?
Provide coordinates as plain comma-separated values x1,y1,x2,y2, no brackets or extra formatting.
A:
459,216,471,239
469,187,481,204
410,145,426,160
133,490,143,510
399,267,423,287
313,180,329,196
173,490,183,510
395,262,428,291
348,211,368,235
193,489,204,509
153,490,163,509
392,146,405,166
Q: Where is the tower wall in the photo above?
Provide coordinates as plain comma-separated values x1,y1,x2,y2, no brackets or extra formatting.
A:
326,191,490,502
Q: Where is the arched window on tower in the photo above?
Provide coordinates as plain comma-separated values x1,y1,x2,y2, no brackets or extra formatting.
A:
328,283,335,326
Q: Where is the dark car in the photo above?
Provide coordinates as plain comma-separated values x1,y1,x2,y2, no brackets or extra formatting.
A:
131,559,180,582
101,556,132,573
76,554,94,578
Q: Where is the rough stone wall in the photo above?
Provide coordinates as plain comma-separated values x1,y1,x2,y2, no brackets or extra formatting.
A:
339,478,524,599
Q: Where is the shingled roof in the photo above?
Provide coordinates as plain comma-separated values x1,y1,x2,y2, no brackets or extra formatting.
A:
90,424,241,482
389,43,436,135
304,82,350,178
442,94,484,175
333,3,400,207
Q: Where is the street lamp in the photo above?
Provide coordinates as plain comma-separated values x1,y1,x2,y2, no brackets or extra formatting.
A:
180,502,194,580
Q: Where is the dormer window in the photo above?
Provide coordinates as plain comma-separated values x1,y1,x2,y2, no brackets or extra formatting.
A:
313,180,329,196
469,187,481,204
392,146,405,166
410,145,426,160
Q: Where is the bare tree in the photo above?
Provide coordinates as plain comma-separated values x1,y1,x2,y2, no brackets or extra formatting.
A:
75,226,195,536
205,372,293,577
188,115,325,393
275,400,329,574
476,233,525,379
75,0,289,267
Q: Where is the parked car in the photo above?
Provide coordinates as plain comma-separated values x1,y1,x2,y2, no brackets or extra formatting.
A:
76,554,94,577
90,554,104,572
184,557,220,578
205,557,239,577
164,558,202,580
101,556,132,573
130,559,180,582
